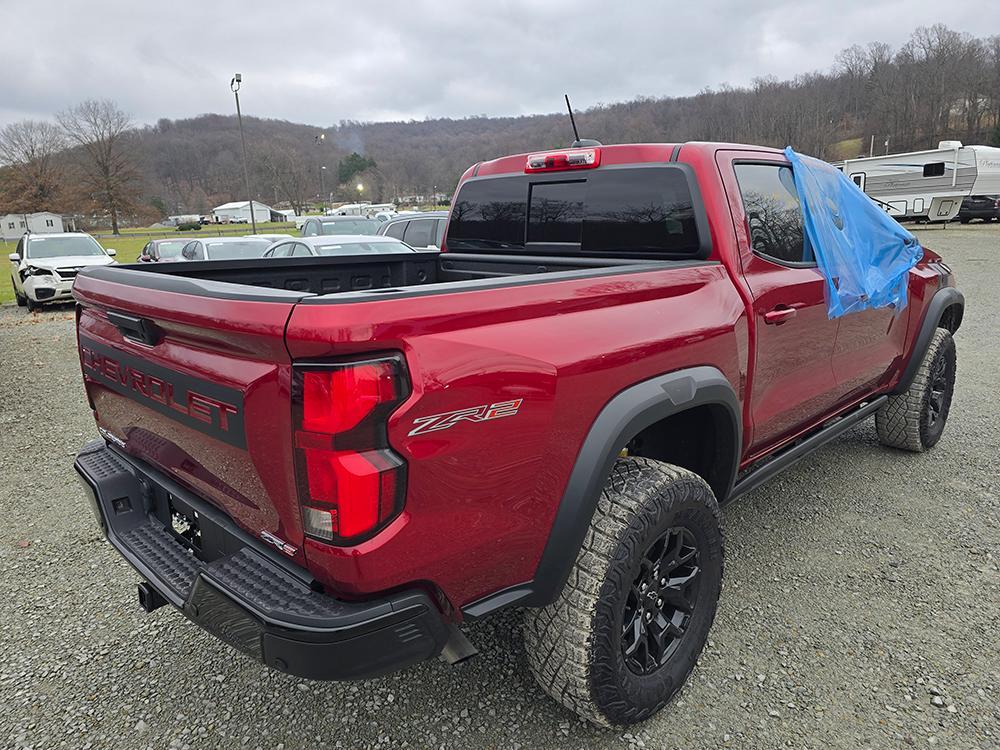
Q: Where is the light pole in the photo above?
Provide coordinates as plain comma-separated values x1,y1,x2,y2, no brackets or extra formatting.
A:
356,183,364,202
320,166,327,206
230,73,258,235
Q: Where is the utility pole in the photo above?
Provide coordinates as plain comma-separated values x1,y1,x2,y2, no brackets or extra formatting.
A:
230,73,258,235
315,134,327,209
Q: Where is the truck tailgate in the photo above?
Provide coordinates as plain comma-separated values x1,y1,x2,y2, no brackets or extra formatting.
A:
74,268,309,558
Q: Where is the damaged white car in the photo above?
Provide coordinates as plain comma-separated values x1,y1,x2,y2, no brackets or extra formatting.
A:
8,233,117,312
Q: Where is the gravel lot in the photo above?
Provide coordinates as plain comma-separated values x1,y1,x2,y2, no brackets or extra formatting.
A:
1,225,997,750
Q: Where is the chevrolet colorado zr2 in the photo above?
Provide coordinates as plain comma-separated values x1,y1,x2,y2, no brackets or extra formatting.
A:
72,141,963,726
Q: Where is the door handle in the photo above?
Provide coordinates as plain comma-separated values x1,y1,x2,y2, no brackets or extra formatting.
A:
763,306,797,325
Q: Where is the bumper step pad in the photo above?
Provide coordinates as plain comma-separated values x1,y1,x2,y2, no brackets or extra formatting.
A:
74,440,449,680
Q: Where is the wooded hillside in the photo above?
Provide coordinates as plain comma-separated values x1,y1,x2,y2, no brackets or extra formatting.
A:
4,24,1000,220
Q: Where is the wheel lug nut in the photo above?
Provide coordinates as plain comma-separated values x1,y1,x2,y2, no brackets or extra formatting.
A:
657,598,663,606
659,578,666,586
645,611,652,621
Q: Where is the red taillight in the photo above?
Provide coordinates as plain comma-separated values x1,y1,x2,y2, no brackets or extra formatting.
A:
293,355,408,544
525,147,601,173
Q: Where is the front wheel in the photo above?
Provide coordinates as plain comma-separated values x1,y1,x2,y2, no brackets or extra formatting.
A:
876,328,956,452
523,458,723,726
25,294,40,313
12,277,26,307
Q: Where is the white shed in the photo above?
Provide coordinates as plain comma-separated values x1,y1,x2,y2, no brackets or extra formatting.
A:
212,201,272,224
1,212,64,241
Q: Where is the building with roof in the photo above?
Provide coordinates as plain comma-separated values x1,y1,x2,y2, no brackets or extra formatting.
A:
212,201,274,224
1,212,65,241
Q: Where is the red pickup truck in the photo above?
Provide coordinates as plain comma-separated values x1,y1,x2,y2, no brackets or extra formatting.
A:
73,141,963,727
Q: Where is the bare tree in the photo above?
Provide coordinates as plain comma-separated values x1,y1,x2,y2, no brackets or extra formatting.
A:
256,142,311,215
58,99,140,234
0,120,66,213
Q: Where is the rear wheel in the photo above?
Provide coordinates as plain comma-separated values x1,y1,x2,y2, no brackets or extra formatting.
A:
876,328,956,452
523,458,723,726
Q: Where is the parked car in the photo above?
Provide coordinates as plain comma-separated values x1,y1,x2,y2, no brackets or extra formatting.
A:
261,235,417,258
138,239,188,263
957,194,1000,223
8,232,116,311
179,237,274,261
72,141,963,727
300,216,380,237
244,233,293,243
376,210,448,250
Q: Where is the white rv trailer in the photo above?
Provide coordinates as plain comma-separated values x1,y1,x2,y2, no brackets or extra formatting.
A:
837,142,1000,222
326,202,397,218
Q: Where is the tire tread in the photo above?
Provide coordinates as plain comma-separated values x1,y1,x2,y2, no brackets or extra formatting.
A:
876,327,955,452
523,457,721,726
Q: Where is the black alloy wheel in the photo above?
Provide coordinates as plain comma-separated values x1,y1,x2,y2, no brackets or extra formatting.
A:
925,351,950,431
621,526,702,675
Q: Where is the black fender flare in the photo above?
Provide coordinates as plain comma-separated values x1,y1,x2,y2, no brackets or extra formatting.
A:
891,287,964,395
462,366,741,618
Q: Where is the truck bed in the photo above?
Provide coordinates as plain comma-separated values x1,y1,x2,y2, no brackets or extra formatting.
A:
80,251,682,302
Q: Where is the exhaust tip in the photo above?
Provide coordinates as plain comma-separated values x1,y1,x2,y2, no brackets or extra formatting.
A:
440,625,478,665
137,581,167,613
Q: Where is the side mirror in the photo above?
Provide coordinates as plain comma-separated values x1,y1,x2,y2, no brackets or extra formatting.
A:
105,248,117,257
8,253,21,262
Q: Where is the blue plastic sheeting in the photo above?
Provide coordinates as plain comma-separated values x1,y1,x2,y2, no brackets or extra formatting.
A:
784,147,923,319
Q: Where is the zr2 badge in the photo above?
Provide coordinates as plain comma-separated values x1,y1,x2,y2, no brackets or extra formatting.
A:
408,399,523,436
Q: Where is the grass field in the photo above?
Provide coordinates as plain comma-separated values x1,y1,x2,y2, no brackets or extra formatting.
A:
102,220,297,238
0,224,298,305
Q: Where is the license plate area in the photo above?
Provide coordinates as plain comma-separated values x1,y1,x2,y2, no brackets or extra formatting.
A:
167,495,202,551
149,484,244,564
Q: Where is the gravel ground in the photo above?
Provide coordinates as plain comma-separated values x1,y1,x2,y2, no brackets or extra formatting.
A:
1,225,997,750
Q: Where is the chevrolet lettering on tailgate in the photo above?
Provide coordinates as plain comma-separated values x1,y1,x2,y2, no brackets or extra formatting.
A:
79,336,246,448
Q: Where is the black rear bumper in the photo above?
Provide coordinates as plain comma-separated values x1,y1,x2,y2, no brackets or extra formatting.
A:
74,439,450,680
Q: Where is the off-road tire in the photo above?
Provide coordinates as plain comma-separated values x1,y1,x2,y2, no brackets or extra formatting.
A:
523,457,723,727
12,277,26,307
876,327,956,452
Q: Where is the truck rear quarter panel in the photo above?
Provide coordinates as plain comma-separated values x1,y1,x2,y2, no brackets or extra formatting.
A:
285,264,746,610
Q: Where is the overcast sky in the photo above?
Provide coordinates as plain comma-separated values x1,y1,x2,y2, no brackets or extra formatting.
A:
1,1,997,130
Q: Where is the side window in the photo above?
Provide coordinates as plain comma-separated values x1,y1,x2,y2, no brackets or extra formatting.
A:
290,243,311,257
303,220,318,237
268,242,292,258
733,163,812,265
181,241,204,260
402,219,433,247
434,219,446,248
923,162,945,178
384,221,406,240
142,242,152,258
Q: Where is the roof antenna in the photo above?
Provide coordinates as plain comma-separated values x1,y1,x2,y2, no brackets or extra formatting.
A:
564,94,602,148
565,94,580,142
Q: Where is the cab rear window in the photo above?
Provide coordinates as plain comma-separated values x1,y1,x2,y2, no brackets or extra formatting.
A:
447,166,706,259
